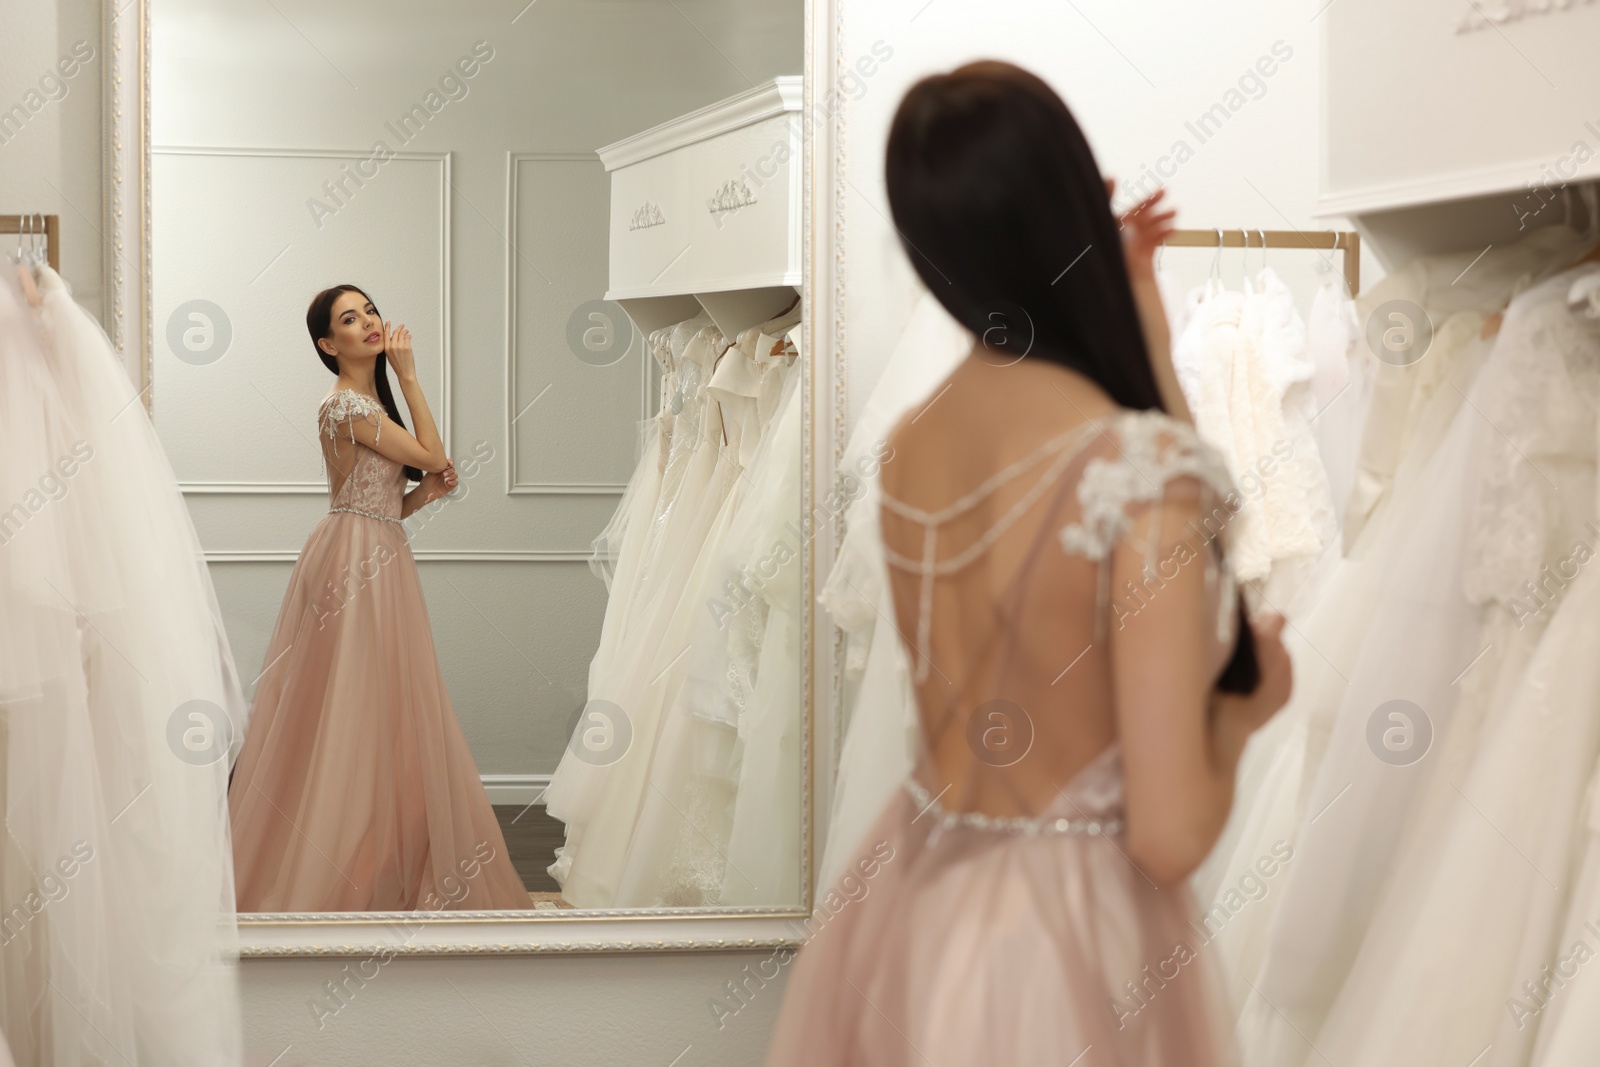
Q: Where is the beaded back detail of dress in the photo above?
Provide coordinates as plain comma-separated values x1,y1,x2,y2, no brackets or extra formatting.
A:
763,405,1247,1067
320,389,405,524
877,407,1239,835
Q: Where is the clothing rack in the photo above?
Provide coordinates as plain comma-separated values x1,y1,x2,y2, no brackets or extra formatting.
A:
1161,228,1361,296
1,214,62,272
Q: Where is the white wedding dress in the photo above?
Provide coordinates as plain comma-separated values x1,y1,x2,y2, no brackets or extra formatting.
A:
1229,262,1600,1067
1299,260,1600,1067
606,309,802,906
815,290,971,894
1305,276,1368,530
547,316,729,904
0,267,243,1064
1193,223,1600,1027
1170,269,1334,609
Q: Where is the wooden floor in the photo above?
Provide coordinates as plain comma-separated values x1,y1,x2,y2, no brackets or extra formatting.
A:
493,803,566,896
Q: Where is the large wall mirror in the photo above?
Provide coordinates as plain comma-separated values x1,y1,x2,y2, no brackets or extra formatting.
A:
122,0,830,953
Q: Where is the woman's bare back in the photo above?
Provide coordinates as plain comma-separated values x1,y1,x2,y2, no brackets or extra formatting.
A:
878,353,1237,822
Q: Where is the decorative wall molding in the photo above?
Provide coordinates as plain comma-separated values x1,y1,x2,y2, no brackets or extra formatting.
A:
481,773,550,806
1316,154,1600,219
628,200,666,230
708,177,758,215
597,76,804,172
149,146,452,495
101,0,150,405
504,152,647,496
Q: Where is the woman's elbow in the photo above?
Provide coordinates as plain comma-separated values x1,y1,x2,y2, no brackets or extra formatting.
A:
1126,825,1213,889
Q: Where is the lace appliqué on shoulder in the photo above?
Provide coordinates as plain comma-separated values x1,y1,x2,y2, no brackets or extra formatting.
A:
320,389,384,448
1058,410,1234,562
1060,411,1238,644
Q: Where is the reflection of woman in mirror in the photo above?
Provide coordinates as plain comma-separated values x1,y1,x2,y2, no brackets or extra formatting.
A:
227,284,531,911
765,64,1291,1063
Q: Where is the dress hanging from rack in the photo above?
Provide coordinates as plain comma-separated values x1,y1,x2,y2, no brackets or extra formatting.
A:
545,302,803,908
1167,261,1336,612
1193,207,1600,1066
0,263,245,1064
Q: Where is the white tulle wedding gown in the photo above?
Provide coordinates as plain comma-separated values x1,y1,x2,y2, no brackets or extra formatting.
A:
815,290,971,894
1225,259,1600,1067
0,266,243,1064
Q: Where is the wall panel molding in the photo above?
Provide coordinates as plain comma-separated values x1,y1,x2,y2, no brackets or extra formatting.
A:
152,146,452,494
504,152,646,496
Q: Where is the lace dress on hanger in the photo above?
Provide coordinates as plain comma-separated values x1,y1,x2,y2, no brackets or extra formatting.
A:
227,388,530,911
1244,267,1335,612
1189,240,1581,1031
1228,264,1600,1067
766,408,1241,1067
1343,218,1599,548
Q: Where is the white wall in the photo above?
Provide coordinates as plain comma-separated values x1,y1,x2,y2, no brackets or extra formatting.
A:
835,0,1382,423
238,952,787,1067
0,0,103,318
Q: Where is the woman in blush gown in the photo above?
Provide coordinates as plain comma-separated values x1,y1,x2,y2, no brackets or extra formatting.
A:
764,63,1291,1066
228,284,530,912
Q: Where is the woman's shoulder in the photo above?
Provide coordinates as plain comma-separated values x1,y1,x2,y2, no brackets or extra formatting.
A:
1061,407,1237,560
318,388,385,438
320,387,383,416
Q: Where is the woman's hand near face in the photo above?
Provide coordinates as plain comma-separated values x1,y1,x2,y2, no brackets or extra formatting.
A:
1104,180,1191,422
1109,182,1177,281
384,320,418,381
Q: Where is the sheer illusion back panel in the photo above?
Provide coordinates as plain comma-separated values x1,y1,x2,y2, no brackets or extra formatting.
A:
879,409,1236,823
319,390,404,521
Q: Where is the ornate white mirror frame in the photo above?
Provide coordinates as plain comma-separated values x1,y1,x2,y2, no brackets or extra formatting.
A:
101,0,850,956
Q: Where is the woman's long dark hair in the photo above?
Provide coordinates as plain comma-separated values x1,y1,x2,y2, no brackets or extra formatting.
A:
306,284,421,483
885,60,1258,694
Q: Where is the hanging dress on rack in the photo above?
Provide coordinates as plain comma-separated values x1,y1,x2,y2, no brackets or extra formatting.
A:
1230,263,1600,1067
1292,261,1600,1067
604,307,802,906
1243,266,1335,612
1193,220,1600,1036
546,319,738,905
1,266,246,1063
1306,274,1369,530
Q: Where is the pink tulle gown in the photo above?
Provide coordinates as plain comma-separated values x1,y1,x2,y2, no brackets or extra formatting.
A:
228,388,530,911
765,408,1240,1065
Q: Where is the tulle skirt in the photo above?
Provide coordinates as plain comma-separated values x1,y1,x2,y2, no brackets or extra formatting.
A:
1,269,244,1064
228,511,530,911
766,748,1238,1067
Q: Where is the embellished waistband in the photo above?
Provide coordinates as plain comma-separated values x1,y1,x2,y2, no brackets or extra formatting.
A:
902,775,1124,837
327,505,403,526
